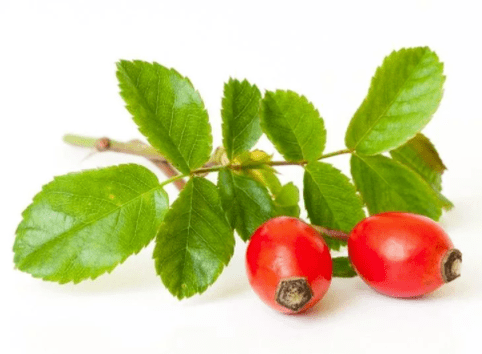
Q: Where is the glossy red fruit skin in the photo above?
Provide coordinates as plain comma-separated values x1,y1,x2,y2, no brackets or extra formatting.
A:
348,212,455,298
246,216,332,314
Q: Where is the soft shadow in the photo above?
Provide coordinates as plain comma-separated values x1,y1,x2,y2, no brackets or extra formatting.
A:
185,268,251,306
338,273,474,304
425,275,475,301
39,248,162,295
186,279,250,306
186,241,251,305
294,277,366,319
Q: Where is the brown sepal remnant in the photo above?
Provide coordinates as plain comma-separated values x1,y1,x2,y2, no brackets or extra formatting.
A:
275,277,313,312
442,248,462,283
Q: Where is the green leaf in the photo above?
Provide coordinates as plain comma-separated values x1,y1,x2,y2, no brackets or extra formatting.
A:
437,192,454,211
390,133,446,190
345,47,445,155
350,154,442,220
332,257,357,278
14,164,169,284
435,192,454,211
390,134,454,210
230,150,298,218
234,149,273,167
304,162,365,250
248,168,282,197
117,61,212,174
222,79,262,160
274,183,300,218
261,90,326,162
218,170,275,241
154,177,234,299
234,150,282,196
390,133,453,210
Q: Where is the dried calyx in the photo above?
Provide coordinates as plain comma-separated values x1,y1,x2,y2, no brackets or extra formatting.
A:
442,249,462,283
275,277,313,312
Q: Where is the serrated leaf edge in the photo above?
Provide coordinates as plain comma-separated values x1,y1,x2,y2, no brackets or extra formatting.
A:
261,89,326,162
14,164,166,284
221,78,262,160
154,177,234,299
352,154,442,220
117,60,213,174
347,47,445,154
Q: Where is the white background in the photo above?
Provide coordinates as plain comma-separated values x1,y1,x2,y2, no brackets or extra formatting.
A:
1,1,481,353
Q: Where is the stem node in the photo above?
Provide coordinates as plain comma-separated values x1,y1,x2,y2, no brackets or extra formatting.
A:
95,137,111,151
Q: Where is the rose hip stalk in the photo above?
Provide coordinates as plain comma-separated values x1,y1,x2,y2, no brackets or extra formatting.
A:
246,217,332,314
347,212,462,298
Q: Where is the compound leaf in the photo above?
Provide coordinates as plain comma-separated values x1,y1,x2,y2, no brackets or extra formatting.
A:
261,90,326,162
154,177,234,299
14,164,169,283
345,47,445,155
117,60,212,174
222,79,262,160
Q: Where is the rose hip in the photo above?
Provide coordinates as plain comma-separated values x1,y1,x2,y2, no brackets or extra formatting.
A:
246,216,332,314
348,212,462,298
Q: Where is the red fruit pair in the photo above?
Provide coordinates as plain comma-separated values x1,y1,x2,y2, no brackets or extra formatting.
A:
246,213,461,314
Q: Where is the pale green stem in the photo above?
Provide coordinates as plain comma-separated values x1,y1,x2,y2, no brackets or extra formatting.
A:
63,134,353,189
63,134,165,161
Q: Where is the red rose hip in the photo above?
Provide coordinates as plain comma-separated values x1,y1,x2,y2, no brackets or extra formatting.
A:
246,216,332,314
348,212,462,298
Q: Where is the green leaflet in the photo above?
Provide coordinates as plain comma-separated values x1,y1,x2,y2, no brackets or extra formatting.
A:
14,164,169,284
273,182,301,218
117,61,212,174
345,47,445,155
261,90,326,162
350,154,442,220
435,193,454,211
332,257,357,278
246,167,282,197
218,170,276,241
222,79,262,160
304,162,365,250
390,133,453,210
390,133,445,190
230,150,298,218
154,177,235,299
234,150,282,196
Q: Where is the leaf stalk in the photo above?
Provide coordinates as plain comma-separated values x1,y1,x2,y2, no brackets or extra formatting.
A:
63,134,353,188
